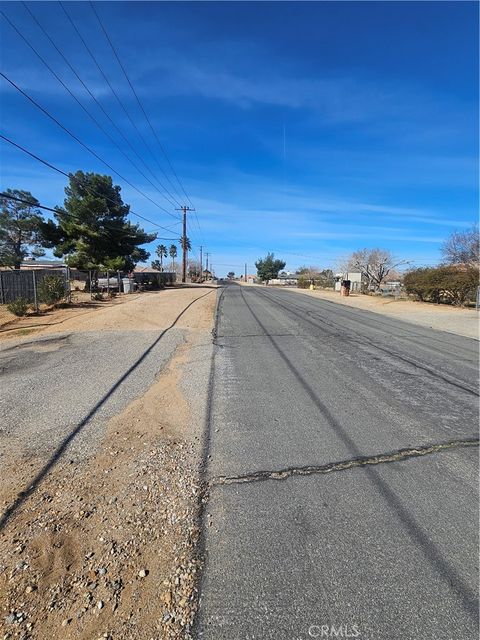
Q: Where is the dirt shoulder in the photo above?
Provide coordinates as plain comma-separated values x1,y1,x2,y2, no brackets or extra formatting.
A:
246,285,479,340
0,285,217,340
0,287,217,640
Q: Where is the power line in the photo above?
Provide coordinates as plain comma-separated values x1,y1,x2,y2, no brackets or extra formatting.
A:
4,6,180,212
22,3,181,209
0,70,181,221
0,134,178,236
89,1,193,208
59,1,184,209
87,2,204,247
192,208,204,245
0,192,57,213
0,191,177,240
52,3,184,209
210,263,246,268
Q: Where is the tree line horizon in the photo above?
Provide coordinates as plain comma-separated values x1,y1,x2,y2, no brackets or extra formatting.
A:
0,170,478,301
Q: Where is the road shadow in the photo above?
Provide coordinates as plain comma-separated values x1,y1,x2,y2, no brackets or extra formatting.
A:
238,286,479,622
0,289,215,531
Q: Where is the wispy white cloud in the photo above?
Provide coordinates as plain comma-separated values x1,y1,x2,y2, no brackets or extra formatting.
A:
290,230,444,244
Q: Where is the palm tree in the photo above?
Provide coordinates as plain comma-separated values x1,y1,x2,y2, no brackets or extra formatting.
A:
156,244,168,271
169,244,178,271
179,236,192,252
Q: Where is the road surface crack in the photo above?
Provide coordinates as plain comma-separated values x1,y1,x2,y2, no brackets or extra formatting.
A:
210,438,479,486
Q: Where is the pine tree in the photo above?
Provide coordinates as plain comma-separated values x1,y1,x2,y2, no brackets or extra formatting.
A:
255,253,286,285
40,171,156,272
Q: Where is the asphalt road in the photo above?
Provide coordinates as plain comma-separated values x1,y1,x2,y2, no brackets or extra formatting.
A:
197,284,479,640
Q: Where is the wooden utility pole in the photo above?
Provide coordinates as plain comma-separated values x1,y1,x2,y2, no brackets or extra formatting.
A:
206,252,210,276
245,263,247,283
199,245,203,282
175,206,195,283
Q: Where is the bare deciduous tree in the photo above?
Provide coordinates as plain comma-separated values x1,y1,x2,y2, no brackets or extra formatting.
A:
347,248,407,291
441,224,479,267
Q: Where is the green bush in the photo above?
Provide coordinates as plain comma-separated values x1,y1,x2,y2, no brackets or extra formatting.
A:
37,275,66,305
404,266,479,306
403,268,439,302
7,297,29,317
297,275,309,289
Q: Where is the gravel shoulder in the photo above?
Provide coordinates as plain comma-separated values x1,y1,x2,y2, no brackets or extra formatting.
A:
0,286,217,640
243,284,479,340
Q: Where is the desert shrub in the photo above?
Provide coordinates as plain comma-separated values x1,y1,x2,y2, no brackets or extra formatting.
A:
439,266,479,306
37,275,66,305
7,297,29,316
404,266,478,306
316,269,335,288
404,268,439,302
297,275,309,289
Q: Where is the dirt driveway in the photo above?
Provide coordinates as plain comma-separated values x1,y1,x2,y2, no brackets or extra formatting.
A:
0,286,217,640
0,287,215,337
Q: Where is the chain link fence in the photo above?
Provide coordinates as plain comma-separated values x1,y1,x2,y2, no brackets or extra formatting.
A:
0,268,70,309
0,267,177,310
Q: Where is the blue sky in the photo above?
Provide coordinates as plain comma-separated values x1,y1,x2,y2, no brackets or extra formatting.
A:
1,1,478,276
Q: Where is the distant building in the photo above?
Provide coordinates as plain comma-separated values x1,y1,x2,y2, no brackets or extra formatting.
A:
334,272,362,292
17,259,66,270
269,273,299,286
241,274,257,284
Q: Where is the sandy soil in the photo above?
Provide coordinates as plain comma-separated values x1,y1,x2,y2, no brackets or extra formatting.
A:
0,286,217,341
249,285,479,340
0,287,216,640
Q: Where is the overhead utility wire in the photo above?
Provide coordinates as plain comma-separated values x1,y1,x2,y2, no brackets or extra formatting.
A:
193,210,203,242
89,1,193,208
20,3,181,210
0,192,58,214
23,3,182,210
59,1,183,209
92,0,204,253
84,3,203,247
0,134,178,237
0,191,177,239
0,72,184,223
186,205,203,246
1,11,179,217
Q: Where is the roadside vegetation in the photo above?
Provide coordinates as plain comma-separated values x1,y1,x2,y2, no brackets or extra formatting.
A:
253,225,478,307
402,224,479,306
0,189,46,268
39,171,156,275
255,253,286,285
0,174,175,322
1,177,155,276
